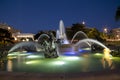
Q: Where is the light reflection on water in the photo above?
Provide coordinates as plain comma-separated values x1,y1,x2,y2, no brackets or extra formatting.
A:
4,51,117,73
7,59,12,72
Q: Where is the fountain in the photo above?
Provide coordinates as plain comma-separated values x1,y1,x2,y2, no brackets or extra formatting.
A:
8,20,111,57
3,20,119,74
102,48,113,69
71,31,89,44
56,20,69,44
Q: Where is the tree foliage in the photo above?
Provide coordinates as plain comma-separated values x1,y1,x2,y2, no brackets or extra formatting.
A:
34,30,44,40
69,23,103,41
0,28,14,44
71,23,86,34
34,30,56,40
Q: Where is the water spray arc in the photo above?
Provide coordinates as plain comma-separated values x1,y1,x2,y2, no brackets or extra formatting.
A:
57,20,69,44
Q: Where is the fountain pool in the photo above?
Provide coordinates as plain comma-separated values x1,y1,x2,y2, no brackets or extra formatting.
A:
3,50,120,73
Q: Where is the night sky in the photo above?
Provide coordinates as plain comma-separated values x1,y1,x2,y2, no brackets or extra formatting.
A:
0,0,120,33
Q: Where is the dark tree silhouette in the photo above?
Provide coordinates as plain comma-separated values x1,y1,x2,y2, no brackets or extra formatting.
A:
0,28,13,44
34,30,44,40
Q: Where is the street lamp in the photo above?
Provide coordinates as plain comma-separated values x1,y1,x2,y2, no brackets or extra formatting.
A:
104,28,108,33
82,21,85,25
116,35,119,39
8,27,11,30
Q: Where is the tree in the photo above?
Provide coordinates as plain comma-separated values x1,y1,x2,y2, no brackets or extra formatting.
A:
0,28,14,45
99,32,108,41
71,23,86,38
87,28,97,38
87,28,104,41
115,6,120,21
34,30,56,40
34,30,44,40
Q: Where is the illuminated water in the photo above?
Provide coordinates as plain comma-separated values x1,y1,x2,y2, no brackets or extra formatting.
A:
3,50,119,73
57,20,69,44
74,39,108,48
71,31,89,43
38,33,50,41
8,41,43,53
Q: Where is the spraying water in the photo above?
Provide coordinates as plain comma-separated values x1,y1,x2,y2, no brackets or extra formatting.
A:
74,38,108,49
59,20,65,38
58,20,69,44
102,48,113,69
38,34,50,41
71,31,91,47
71,31,88,43
8,41,43,53
56,30,60,39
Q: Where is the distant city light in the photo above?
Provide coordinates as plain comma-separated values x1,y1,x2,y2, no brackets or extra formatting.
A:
116,35,119,38
104,28,108,33
82,21,85,25
26,38,29,41
14,37,17,41
8,27,11,30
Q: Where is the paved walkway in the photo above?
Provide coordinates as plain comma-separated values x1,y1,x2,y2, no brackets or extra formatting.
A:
0,70,120,80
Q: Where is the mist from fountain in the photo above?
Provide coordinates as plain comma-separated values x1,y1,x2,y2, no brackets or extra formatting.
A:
74,38,108,49
71,31,88,43
71,31,91,47
38,34,50,41
56,30,60,39
8,41,43,53
57,20,69,44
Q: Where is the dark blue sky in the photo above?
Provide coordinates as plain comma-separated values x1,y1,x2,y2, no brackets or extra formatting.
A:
0,0,120,33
